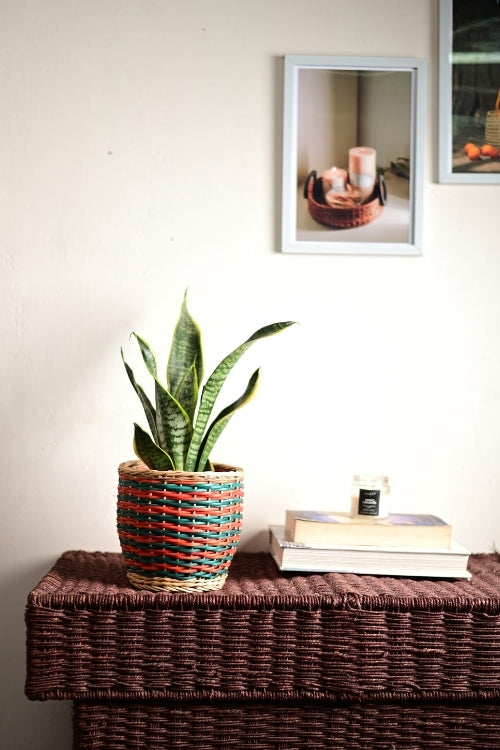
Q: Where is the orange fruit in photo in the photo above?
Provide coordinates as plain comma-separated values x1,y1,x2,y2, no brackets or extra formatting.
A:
464,142,476,154
480,144,493,156
467,145,481,160
489,146,499,159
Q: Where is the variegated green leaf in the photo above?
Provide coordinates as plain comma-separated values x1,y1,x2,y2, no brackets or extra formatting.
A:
173,361,198,424
133,423,174,470
195,369,260,471
132,327,193,468
184,321,295,471
155,379,192,470
121,349,158,442
167,292,203,413
132,333,157,378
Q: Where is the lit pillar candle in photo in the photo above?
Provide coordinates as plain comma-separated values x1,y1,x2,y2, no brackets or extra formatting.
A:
321,166,347,196
348,147,376,202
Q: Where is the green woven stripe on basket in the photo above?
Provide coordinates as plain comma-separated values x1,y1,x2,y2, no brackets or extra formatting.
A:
117,507,242,525
117,534,241,551
118,495,241,518
117,521,242,539
122,551,237,568
124,567,231,580
117,529,240,552
118,478,243,493
122,550,235,573
117,494,243,511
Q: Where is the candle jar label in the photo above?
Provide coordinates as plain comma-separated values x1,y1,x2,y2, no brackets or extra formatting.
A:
358,489,381,516
351,475,390,518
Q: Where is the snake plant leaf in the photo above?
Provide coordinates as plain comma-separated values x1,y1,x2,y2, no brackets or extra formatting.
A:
167,292,203,418
132,333,157,378
184,320,296,471
121,349,158,442
155,379,192,470
173,361,199,425
132,328,193,467
195,368,260,472
133,423,174,470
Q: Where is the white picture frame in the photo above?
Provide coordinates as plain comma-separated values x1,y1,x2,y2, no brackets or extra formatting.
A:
281,55,426,256
439,0,500,184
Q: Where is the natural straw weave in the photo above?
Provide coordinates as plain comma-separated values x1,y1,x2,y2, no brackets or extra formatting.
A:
117,460,244,592
485,110,500,148
485,91,500,148
304,169,386,229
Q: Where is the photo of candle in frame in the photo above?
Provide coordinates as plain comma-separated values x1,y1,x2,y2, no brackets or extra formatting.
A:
281,55,426,256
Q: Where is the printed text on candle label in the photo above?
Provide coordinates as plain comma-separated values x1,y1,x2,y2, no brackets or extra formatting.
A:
358,489,381,516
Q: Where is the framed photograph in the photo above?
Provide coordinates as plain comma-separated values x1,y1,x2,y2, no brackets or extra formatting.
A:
439,0,500,184
281,55,426,256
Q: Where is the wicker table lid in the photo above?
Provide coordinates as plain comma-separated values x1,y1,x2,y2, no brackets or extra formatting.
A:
26,551,500,702
26,550,500,610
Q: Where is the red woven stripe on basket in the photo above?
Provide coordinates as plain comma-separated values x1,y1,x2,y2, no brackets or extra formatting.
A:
117,499,244,517
132,565,230,576
120,543,238,561
121,556,236,574
118,533,241,549
117,514,242,530
117,516,242,534
118,528,242,546
121,557,237,574
121,561,236,577
118,486,244,502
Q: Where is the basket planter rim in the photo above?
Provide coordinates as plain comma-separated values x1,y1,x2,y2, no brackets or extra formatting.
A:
119,459,244,481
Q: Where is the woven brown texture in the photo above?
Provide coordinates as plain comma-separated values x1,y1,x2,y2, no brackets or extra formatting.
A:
26,551,500,704
73,700,500,750
304,170,385,228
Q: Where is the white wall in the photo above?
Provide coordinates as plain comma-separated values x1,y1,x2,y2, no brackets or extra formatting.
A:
2,1,499,747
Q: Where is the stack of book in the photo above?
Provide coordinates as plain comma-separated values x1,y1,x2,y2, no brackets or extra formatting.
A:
269,510,471,579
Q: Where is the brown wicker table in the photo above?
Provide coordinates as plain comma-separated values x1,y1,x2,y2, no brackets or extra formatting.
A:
25,550,500,749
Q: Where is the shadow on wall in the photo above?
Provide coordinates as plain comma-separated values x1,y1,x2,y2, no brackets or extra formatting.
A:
1,559,73,749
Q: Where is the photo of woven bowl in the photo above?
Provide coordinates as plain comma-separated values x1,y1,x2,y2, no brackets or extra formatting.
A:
117,460,244,592
304,169,386,229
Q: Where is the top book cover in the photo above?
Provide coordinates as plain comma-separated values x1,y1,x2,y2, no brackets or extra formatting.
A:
285,510,452,549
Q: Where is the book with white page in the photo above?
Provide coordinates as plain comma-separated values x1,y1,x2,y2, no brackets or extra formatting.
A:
269,525,471,579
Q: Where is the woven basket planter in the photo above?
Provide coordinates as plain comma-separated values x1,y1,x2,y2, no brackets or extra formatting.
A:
117,460,244,592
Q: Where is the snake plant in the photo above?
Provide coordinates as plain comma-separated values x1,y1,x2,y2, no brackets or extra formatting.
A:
122,292,295,472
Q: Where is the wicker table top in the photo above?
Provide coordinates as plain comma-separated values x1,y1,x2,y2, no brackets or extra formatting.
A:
27,549,500,610
26,551,500,703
